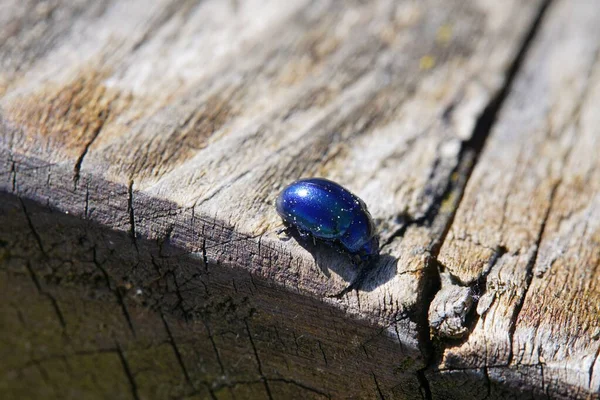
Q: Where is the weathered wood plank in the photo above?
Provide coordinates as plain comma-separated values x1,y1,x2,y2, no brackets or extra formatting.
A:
429,0,600,398
1,0,542,322
2,0,586,398
1,193,417,399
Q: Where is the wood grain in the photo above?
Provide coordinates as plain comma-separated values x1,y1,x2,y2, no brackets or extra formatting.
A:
430,0,600,398
1,0,542,325
2,0,597,398
0,194,416,399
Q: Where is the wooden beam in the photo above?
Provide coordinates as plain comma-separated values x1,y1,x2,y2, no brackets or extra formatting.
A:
431,0,600,398
2,0,597,398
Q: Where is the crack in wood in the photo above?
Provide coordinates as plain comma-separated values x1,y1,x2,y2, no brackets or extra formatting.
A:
430,245,507,344
210,377,331,399
12,200,70,328
72,105,109,189
372,372,386,400
92,246,136,336
266,378,331,399
590,345,600,391
18,198,47,257
414,0,556,395
9,156,16,192
127,179,138,253
503,39,597,362
244,320,274,400
416,367,432,400
25,262,66,329
165,269,189,319
507,179,559,366
84,181,90,219
483,366,491,400
116,343,141,400
317,340,328,367
203,319,225,375
161,313,196,391
15,347,121,372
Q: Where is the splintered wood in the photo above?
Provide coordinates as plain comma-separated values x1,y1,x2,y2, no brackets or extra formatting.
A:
431,1,600,398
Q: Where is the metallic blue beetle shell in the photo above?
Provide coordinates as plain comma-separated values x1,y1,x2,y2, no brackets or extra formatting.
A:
276,178,379,259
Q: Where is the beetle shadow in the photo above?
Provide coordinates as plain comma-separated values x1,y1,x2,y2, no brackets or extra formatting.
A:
286,230,398,291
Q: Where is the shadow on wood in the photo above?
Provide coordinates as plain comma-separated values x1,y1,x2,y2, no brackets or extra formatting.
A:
283,229,398,292
0,189,426,399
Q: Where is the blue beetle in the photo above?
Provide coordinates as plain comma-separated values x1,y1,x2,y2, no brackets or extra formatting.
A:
276,178,379,261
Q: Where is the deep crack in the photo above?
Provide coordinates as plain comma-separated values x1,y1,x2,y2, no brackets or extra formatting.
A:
414,0,555,395
372,372,386,400
127,180,139,252
73,110,108,189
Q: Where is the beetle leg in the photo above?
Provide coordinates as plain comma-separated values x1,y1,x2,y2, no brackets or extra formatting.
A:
276,227,292,241
297,230,310,239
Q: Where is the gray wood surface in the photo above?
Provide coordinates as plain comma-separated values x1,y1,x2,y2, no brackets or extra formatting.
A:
431,1,600,398
1,0,597,399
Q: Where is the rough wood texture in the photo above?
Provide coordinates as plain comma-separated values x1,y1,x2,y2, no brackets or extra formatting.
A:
430,1,600,398
1,0,597,399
